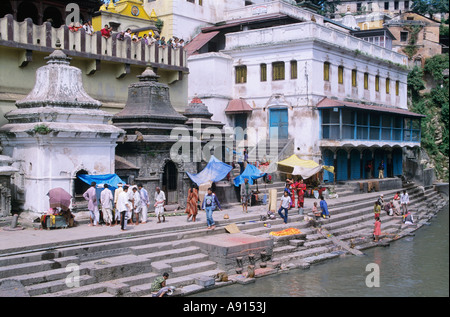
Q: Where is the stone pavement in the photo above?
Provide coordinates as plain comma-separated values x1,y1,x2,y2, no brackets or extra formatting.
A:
0,188,403,255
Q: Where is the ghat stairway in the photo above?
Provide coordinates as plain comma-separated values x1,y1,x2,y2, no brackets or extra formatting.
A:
0,183,447,297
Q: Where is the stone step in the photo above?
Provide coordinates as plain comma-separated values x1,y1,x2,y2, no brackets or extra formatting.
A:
0,256,79,279
146,246,203,263
151,253,209,272
35,280,131,297
303,252,341,265
25,274,95,297
170,261,217,278
82,254,153,283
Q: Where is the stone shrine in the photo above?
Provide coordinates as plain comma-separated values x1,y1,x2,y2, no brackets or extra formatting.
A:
0,42,124,213
113,66,195,208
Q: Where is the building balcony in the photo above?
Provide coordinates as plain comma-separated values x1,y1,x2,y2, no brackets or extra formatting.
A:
0,14,187,72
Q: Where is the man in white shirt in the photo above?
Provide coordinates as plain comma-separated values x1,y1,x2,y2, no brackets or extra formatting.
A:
132,186,142,225
117,185,131,231
154,187,166,223
400,190,409,215
100,184,113,226
114,183,124,225
138,184,149,224
83,182,99,226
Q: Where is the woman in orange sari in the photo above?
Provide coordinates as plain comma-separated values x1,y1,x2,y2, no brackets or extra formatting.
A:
186,184,199,222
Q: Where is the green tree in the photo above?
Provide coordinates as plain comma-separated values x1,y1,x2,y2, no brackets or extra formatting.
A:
412,0,449,19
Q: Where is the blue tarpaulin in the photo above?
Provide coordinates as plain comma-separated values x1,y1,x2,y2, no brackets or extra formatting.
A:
186,156,233,186
234,164,266,187
78,174,125,189
78,174,126,203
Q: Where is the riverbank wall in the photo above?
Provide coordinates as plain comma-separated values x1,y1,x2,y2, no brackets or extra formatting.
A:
0,182,448,297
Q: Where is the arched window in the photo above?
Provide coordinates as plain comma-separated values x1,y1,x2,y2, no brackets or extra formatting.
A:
43,7,63,28
17,1,39,24
0,1,13,19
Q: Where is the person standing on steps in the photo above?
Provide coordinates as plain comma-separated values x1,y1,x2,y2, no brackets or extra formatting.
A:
202,187,222,230
154,187,166,223
100,184,113,226
138,184,149,224
83,182,99,227
320,195,330,219
117,185,131,231
278,190,292,224
373,217,381,242
240,178,251,213
400,189,409,215
373,200,381,219
378,160,385,179
185,183,199,222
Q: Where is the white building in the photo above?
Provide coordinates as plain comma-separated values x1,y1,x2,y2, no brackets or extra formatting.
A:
184,0,425,183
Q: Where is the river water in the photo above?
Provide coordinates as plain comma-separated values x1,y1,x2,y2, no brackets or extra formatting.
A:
193,204,449,297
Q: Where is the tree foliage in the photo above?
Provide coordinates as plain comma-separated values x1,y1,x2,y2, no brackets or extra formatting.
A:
411,0,449,19
408,53,449,181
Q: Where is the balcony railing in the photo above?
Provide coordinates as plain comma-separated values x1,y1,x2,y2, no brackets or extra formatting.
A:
0,15,187,71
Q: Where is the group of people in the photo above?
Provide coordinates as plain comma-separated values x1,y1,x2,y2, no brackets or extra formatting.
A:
365,159,386,179
82,182,166,231
373,189,413,242
103,25,186,48
284,177,307,209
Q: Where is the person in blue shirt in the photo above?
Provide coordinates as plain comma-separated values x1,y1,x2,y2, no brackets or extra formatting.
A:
320,195,330,219
202,188,222,229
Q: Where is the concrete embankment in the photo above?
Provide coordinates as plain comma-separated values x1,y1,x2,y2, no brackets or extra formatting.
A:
0,182,448,297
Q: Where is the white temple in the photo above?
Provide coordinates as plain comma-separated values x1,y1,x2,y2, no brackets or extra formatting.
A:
0,41,124,213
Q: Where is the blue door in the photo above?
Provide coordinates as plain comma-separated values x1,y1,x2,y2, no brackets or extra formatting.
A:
393,148,403,176
322,149,334,183
350,149,361,180
269,108,289,139
336,149,348,181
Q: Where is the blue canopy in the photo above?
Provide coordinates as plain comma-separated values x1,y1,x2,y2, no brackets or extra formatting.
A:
234,164,266,187
186,156,233,186
78,174,125,189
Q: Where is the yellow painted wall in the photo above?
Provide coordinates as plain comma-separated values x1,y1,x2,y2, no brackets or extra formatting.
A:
0,46,188,127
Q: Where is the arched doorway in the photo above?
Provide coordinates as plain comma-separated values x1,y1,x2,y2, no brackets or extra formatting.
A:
163,160,178,204
17,1,39,24
43,6,63,28
74,169,90,200
0,1,13,19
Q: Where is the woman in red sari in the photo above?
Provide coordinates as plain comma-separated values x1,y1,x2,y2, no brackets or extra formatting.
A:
186,184,199,222
296,179,306,208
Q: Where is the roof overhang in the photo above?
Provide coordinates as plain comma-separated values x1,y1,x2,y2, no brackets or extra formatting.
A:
225,99,253,114
317,98,426,118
